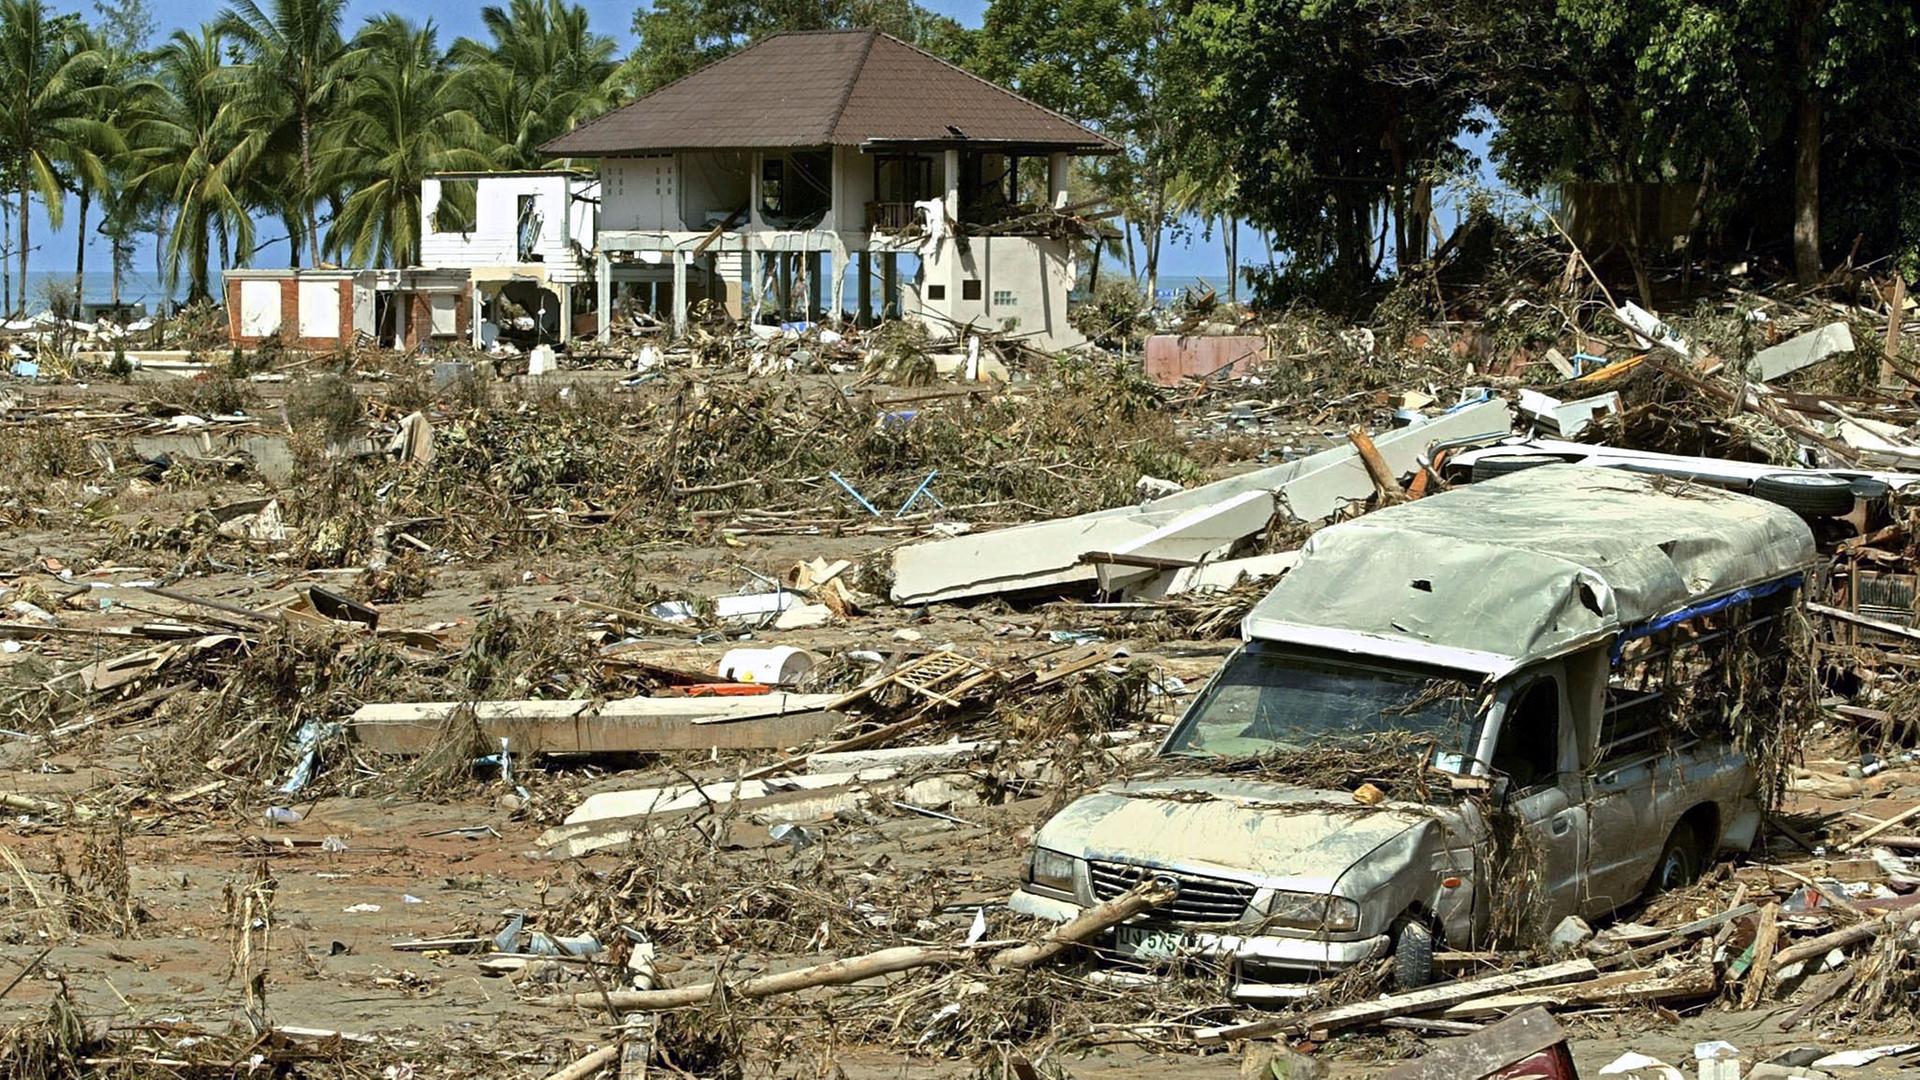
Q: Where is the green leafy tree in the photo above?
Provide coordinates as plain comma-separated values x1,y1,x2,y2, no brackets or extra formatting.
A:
1172,0,1476,306
321,15,491,266
217,0,347,269
622,0,973,96
974,0,1190,296
0,0,115,314
126,26,261,300
90,0,160,307
449,0,618,169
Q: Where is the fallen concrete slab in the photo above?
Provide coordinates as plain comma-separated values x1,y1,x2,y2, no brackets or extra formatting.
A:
1753,322,1855,382
1124,550,1301,600
890,399,1512,604
349,693,844,755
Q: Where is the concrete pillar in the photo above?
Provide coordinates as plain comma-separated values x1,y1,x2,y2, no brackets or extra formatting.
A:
392,288,408,349
595,249,611,343
557,282,572,345
470,287,483,349
857,251,872,325
1048,152,1070,209
738,247,751,319
808,251,824,321
749,153,764,230
943,149,961,227
671,250,689,337
881,252,897,320
778,253,794,320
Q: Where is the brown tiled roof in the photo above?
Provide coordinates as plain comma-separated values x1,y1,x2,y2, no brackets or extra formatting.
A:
543,29,1118,156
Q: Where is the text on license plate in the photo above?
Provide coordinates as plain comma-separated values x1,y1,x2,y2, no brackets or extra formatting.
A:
1114,925,1189,960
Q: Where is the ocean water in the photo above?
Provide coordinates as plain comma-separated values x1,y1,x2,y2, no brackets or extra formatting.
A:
10,270,182,310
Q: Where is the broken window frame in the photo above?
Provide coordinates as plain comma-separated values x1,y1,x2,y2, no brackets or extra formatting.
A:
1597,594,1792,770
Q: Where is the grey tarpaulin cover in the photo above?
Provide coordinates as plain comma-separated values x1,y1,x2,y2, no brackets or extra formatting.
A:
1243,465,1816,674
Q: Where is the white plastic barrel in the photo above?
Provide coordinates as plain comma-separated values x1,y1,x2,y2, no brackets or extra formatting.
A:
718,646,817,685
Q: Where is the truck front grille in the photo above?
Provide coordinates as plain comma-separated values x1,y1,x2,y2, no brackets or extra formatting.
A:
1088,860,1256,925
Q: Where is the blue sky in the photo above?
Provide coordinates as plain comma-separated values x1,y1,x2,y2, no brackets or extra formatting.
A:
30,0,1487,301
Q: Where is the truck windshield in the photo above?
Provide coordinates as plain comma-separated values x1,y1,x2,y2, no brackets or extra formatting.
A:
1163,647,1478,760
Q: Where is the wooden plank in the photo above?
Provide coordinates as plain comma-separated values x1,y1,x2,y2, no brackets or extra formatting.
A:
349,695,843,755
1595,902,1759,971
1441,967,1715,1017
1840,803,1920,851
1739,903,1780,1009
1195,959,1596,1043
1379,1007,1565,1080
1809,602,1920,645
1775,965,1854,1030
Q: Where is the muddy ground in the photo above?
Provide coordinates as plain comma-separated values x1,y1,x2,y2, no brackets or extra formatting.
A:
0,358,1915,1079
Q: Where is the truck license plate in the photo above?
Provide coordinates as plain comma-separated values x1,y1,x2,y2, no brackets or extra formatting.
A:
1114,925,1188,960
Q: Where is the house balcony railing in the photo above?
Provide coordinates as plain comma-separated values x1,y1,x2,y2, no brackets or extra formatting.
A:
867,201,923,231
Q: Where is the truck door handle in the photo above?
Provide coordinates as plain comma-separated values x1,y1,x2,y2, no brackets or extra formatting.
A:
1551,818,1572,837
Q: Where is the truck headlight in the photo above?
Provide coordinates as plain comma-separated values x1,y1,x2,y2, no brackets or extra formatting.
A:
1026,847,1078,893
1260,890,1360,932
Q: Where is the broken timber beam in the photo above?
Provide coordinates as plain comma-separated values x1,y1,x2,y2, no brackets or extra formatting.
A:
1194,959,1597,1043
989,881,1175,972
1770,902,1920,971
349,694,843,755
531,945,967,1012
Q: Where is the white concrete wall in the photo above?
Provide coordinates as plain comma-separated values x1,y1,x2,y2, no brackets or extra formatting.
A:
239,280,281,337
678,152,750,230
297,280,338,339
420,174,592,282
833,146,874,233
909,236,1081,350
352,273,376,336
602,157,681,232
429,293,458,336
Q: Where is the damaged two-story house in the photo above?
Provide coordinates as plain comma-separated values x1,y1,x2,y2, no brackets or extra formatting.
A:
543,29,1118,351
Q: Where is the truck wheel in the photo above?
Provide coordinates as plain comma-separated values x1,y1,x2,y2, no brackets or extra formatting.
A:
1392,917,1435,989
1751,472,1854,517
1471,454,1562,483
1651,824,1704,893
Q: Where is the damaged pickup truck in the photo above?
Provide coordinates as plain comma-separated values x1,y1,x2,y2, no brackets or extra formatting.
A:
1009,466,1816,997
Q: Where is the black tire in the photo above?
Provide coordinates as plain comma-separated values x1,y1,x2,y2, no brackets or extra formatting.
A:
1391,916,1436,989
1751,472,1854,517
1471,454,1564,483
1649,823,1705,894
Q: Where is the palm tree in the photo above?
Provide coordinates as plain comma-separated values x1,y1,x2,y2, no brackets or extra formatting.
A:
449,0,617,169
0,0,115,314
65,23,150,303
319,15,489,267
125,26,260,301
217,0,346,269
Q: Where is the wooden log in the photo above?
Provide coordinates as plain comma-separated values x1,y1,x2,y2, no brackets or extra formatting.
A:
1346,425,1406,505
543,1045,618,1080
989,881,1176,971
1770,902,1920,971
1195,959,1597,1043
1595,902,1758,971
530,945,967,1012
1442,966,1716,1017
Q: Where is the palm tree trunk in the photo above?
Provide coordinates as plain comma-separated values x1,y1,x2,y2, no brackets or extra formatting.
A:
111,236,123,307
301,111,321,268
17,168,30,316
74,187,89,303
